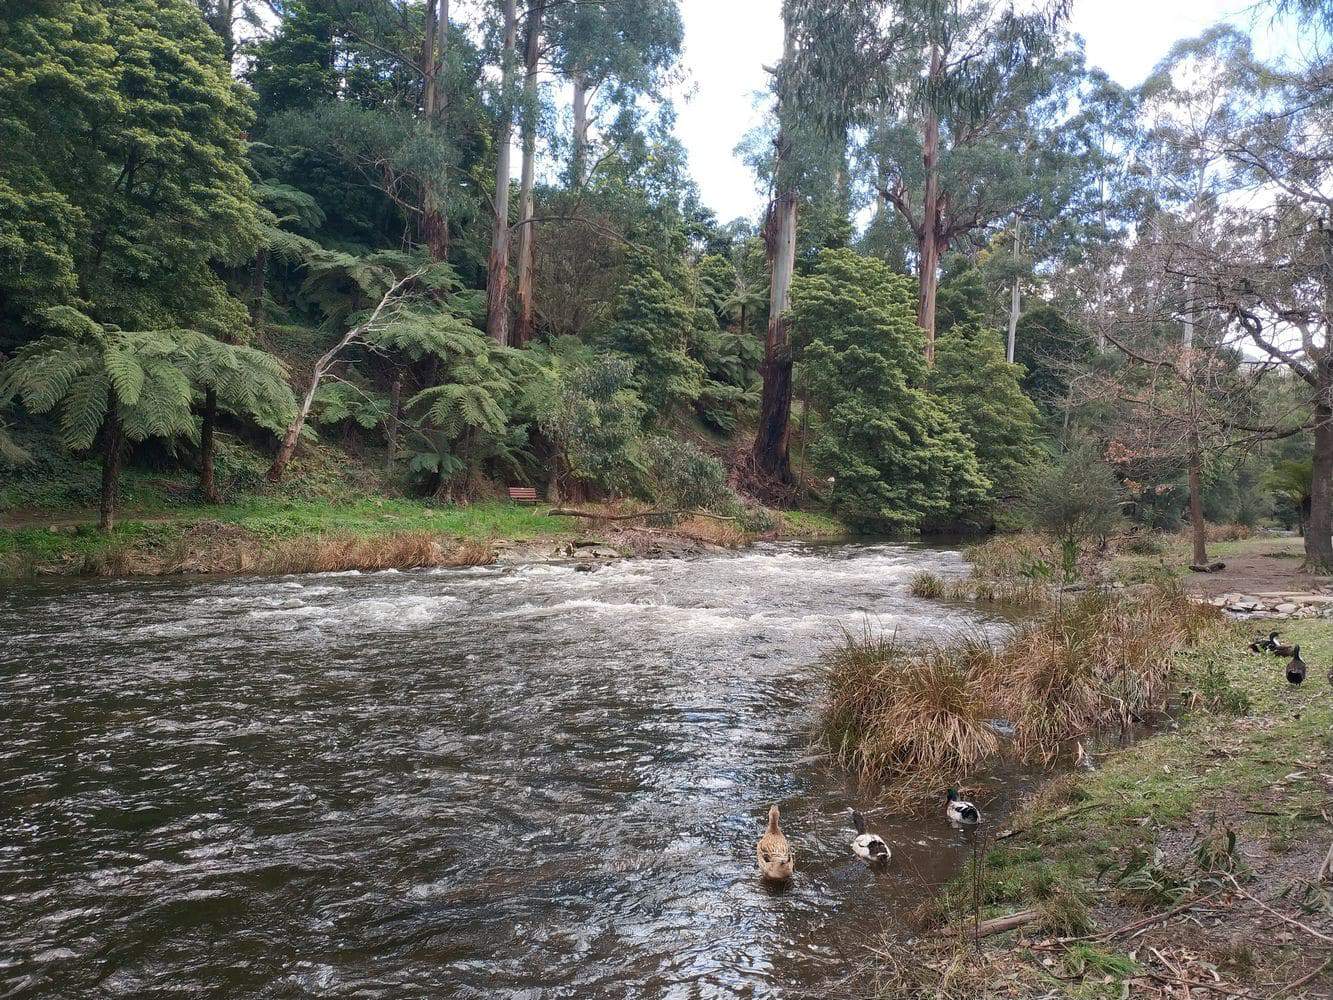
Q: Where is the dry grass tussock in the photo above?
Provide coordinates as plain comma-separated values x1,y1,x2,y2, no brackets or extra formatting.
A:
991,583,1223,759
819,629,1000,790
817,582,1225,785
676,515,747,548
259,532,493,575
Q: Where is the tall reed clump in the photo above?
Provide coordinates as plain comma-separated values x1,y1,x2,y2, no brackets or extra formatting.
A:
818,630,1000,788
990,581,1224,759
817,581,1224,783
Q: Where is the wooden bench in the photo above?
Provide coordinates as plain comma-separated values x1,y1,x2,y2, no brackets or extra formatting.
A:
507,486,539,504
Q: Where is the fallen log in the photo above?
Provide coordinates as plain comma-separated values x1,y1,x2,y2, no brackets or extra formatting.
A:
929,909,1039,940
547,508,736,522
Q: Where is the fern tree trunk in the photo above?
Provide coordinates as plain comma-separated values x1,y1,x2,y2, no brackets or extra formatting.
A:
384,374,402,475
100,403,123,532
200,388,221,504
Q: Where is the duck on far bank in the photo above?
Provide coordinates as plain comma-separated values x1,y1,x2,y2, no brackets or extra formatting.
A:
1287,646,1307,687
1249,631,1281,654
849,809,890,865
946,788,980,826
756,805,795,882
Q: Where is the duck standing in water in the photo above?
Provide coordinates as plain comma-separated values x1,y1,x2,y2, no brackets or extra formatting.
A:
756,805,795,881
1287,646,1307,687
946,788,980,826
848,809,890,866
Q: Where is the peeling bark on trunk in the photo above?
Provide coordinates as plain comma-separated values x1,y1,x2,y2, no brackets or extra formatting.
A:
917,44,943,365
752,187,797,485
514,0,544,347
200,388,221,504
100,403,123,532
485,0,518,346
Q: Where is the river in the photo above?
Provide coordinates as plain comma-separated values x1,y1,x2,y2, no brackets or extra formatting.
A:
1,541,1017,998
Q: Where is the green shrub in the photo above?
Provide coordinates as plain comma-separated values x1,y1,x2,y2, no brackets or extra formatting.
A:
643,436,731,511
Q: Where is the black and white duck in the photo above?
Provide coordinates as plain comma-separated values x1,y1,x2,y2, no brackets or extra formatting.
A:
945,788,980,826
848,809,890,865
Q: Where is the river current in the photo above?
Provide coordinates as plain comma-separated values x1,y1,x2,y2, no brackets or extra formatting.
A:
1,541,1012,998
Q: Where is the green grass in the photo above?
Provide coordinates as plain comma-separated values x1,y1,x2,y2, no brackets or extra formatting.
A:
939,619,1333,925
0,498,576,577
207,497,572,541
777,509,849,538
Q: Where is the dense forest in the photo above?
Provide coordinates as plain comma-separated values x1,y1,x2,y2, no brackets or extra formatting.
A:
2,0,1331,570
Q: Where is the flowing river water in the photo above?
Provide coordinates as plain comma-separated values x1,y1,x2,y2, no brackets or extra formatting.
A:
2,541,1026,998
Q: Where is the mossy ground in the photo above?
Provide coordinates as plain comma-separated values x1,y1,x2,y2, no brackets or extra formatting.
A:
869,620,1333,999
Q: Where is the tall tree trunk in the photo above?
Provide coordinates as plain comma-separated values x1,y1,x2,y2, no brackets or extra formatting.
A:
752,13,798,486
1006,216,1021,363
200,388,221,504
514,0,545,347
1307,372,1333,571
485,0,518,345
752,187,797,486
100,404,123,532
1187,432,1208,568
422,0,439,119
420,0,449,260
917,44,943,365
571,72,588,188
384,373,402,475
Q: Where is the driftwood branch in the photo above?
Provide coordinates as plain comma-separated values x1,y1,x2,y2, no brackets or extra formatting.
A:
1227,877,1333,945
1072,889,1227,944
995,802,1101,842
929,908,1039,940
547,508,737,522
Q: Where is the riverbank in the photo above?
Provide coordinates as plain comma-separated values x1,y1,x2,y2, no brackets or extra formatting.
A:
0,497,849,579
866,620,1333,999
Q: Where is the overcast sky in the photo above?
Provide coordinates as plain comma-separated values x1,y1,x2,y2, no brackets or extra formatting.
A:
673,0,1294,221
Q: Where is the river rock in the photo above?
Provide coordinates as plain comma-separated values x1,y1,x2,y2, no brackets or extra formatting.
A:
1274,602,1300,614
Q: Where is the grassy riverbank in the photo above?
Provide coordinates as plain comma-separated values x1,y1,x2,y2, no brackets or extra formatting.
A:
0,497,849,579
868,620,1333,999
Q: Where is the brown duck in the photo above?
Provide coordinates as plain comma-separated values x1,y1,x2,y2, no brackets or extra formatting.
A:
755,805,795,881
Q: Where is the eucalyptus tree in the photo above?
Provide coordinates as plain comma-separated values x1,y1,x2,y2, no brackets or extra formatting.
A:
747,0,886,486
545,0,683,188
485,0,519,345
861,0,1073,362
514,0,549,346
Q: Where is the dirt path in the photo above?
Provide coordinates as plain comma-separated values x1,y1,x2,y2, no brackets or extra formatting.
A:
1182,538,1332,599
